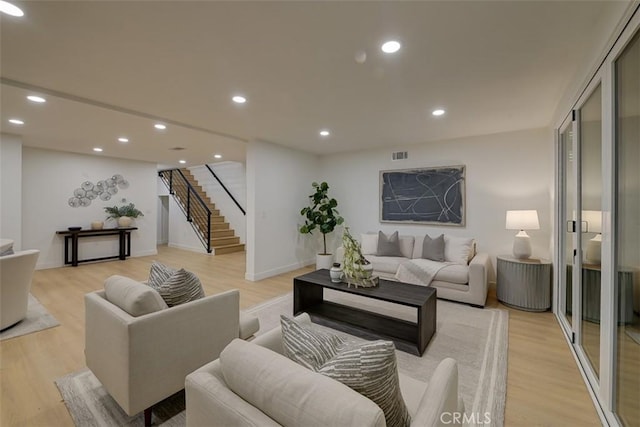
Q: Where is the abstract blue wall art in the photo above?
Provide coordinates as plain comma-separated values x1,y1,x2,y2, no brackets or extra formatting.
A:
380,165,465,225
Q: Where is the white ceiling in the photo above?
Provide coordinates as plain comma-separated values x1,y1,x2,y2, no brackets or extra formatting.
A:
0,1,630,168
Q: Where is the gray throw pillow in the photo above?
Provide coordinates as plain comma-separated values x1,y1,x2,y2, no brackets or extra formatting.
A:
422,234,445,262
377,231,403,257
280,315,344,370
280,316,411,427
319,340,412,427
148,262,205,307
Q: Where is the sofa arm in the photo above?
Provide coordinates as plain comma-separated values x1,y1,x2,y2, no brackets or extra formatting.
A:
86,289,241,415
410,358,463,427
468,253,491,307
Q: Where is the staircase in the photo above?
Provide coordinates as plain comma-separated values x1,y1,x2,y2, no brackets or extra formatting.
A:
159,168,245,255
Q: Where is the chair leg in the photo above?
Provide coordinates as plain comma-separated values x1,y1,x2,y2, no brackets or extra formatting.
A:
144,407,152,427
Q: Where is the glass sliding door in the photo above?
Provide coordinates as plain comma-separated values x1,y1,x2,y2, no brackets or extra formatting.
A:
559,120,575,329
614,28,640,427
579,84,603,378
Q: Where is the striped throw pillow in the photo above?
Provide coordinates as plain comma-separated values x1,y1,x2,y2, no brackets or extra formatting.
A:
319,340,411,427
148,262,205,307
280,315,344,371
148,261,175,288
280,316,411,427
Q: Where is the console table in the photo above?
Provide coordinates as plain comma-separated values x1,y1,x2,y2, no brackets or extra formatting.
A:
293,269,436,356
56,227,137,267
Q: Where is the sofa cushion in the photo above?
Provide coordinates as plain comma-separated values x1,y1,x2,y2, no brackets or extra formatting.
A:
281,315,344,370
361,233,378,255
377,231,403,257
398,236,415,259
444,236,475,266
104,275,167,317
318,340,412,427
422,234,445,262
148,262,205,307
220,339,386,427
366,255,407,275
434,264,469,284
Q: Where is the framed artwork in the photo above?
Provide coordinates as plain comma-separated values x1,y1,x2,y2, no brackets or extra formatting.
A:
380,165,465,226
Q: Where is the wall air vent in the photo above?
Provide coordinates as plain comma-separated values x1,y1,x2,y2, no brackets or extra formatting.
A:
169,147,186,151
392,151,408,161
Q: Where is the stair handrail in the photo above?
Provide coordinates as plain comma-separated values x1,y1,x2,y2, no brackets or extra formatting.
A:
158,169,212,253
204,164,246,216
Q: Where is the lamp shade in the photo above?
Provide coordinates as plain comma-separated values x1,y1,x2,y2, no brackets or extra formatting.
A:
582,210,602,233
506,210,540,230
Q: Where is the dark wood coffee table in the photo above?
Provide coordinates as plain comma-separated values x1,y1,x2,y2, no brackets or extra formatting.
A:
293,269,436,356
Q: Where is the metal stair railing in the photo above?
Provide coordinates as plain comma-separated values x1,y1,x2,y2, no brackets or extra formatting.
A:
158,169,212,253
204,164,246,215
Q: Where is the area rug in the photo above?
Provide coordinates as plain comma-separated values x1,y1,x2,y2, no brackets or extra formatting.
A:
0,294,60,341
56,291,508,427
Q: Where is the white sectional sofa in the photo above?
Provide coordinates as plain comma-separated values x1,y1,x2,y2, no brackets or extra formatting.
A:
338,232,491,307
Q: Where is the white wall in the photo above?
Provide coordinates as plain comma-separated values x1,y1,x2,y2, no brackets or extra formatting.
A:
319,127,555,276
246,140,319,280
190,162,246,244
22,147,158,269
157,175,207,253
0,134,23,249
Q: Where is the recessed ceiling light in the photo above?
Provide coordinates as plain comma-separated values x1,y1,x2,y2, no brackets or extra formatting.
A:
179,160,186,164
8,118,24,125
118,137,129,143
319,130,330,137
93,147,103,152
27,95,46,103
432,109,446,116
154,123,167,130
0,1,24,17
381,40,401,54
232,95,247,104
213,154,222,159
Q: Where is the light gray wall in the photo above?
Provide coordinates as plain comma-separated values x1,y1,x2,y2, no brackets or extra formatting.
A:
246,140,319,280
319,127,555,275
22,147,158,269
0,134,23,249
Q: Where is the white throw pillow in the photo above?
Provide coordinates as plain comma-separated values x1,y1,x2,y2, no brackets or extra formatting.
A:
361,233,378,255
444,236,475,265
104,275,167,317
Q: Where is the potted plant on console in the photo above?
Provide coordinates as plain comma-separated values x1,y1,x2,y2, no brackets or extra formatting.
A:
299,181,344,270
104,202,144,228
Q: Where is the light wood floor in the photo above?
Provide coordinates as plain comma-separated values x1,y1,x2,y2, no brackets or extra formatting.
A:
1,246,601,426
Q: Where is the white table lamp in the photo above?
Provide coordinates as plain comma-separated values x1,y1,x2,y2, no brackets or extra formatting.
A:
506,210,540,259
582,210,602,264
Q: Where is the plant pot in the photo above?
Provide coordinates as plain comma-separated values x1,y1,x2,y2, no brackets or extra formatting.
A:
117,216,133,228
316,253,334,270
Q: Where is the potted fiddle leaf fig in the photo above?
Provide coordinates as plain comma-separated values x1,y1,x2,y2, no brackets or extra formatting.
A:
104,203,144,228
299,181,344,269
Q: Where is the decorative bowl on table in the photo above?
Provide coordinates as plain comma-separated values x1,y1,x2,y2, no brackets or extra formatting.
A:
68,226,82,231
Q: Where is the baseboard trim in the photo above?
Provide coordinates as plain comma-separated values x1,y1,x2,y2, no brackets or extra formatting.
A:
167,242,208,254
245,258,315,281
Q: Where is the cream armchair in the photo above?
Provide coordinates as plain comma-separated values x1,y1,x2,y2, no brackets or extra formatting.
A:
1,249,40,330
186,314,465,427
85,288,258,426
